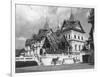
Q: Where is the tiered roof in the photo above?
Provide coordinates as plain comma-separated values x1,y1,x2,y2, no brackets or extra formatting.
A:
61,12,85,33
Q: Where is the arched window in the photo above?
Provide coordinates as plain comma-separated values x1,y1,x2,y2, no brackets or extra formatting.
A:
75,44,77,50
74,35,76,39
78,36,80,40
69,35,70,39
79,45,81,51
66,35,67,39
81,37,83,40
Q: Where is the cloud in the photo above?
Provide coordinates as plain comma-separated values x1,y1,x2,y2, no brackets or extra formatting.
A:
15,5,91,49
17,37,26,41
16,36,26,49
16,5,47,22
16,5,90,38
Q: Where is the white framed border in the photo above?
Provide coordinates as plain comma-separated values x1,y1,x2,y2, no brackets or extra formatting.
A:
11,0,96,77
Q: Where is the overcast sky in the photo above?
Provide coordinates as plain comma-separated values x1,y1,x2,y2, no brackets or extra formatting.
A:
15,4,92,49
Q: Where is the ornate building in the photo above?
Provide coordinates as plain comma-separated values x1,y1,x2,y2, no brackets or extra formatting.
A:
16,12,89,64
61,13,88,62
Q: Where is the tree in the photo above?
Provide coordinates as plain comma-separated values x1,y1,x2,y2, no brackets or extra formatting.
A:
16,48,26,57
88,9,94,42
88,8,94,50
88,8,94,64
25,39,32,47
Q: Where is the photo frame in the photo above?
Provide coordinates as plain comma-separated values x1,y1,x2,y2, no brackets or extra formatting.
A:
11,0,95,77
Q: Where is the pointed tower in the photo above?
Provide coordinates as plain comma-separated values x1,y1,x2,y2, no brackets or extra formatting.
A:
43,17,50,30
69,8,75,21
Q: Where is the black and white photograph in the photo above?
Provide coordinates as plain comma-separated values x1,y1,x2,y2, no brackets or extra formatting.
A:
15,4,94,73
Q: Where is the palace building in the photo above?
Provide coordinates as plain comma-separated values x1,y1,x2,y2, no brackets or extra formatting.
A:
60,13,88,62
61,13,87,53
16,12,89,65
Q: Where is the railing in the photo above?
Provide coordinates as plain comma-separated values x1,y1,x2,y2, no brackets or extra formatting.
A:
16,57,37,62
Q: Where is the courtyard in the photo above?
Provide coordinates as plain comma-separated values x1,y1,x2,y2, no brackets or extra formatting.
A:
16,63,94,73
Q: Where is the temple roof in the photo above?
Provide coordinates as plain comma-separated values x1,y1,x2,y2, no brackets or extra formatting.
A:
61,13,85,33
38,17,52,37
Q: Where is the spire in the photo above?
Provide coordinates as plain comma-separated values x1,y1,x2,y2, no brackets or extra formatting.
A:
69,8,75,21
44,17,50,29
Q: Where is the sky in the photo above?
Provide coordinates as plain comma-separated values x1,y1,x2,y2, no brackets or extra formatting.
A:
15,4,92,49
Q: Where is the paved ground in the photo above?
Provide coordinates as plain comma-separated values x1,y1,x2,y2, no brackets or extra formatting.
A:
16,63,94,73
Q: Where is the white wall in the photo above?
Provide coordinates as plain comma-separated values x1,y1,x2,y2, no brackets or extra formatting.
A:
64,30,87,52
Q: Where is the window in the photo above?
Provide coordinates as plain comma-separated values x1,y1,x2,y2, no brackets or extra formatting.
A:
79,45,81,51
75,44,77,50
74,35,76,39
66,35,67,39
78,36,80,39
81,37,83,40
64,35,67,39
69,35,70,39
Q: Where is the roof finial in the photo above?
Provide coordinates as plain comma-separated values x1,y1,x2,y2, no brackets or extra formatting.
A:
44,16,50,29
69,8,74,21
